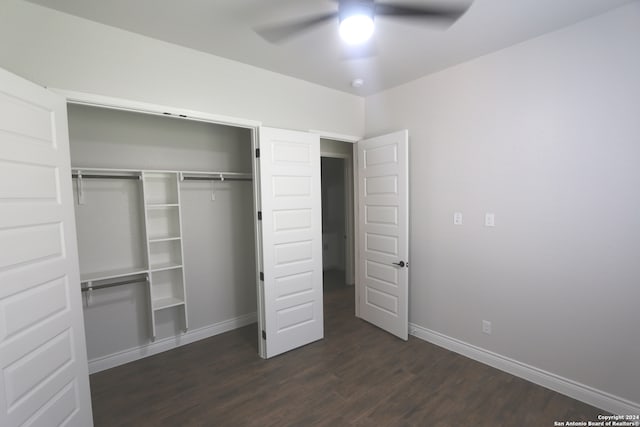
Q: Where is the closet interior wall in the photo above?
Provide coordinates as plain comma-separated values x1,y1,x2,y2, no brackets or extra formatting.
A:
68,104,257,363
321,158,346,271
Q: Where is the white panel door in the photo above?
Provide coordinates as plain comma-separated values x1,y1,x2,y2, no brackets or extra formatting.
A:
0,69,93,426
259,127,323,358
357,130,409,340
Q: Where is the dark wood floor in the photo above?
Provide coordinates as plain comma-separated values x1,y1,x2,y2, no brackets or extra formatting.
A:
90,273,604,426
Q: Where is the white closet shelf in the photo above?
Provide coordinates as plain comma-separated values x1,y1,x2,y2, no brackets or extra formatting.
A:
72,167,141,176
149,263,182,273
146,204,179,209
80,267,148,283
180,171,252,179
73,167,251,175
152,297,185,311
148,236,181,243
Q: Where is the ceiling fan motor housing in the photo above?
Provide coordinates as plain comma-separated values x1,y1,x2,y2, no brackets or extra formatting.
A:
339,0,375,23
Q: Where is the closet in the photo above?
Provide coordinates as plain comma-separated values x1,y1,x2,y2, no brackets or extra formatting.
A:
67,104,257,370
0,68,335,425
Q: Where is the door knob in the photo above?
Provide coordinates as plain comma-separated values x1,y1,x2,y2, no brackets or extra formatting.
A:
392,261,406,268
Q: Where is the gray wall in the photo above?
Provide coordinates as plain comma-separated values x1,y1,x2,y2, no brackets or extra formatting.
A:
69,104,256,361
365,3,640,406
69,104,251,171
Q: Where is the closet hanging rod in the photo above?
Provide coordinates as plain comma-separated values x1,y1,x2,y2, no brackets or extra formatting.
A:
81,277,147,292
72,174,141,180
182,176,252,182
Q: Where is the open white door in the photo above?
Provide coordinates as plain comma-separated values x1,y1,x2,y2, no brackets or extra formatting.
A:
258,127,323,358
0,69,93,426
357,130,409,340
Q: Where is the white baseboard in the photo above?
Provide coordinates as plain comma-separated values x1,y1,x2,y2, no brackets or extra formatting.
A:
409,323,639,416
88,312,257,374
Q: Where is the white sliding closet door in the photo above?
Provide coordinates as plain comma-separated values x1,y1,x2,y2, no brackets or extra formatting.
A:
0,68,93,426
258,127,323,358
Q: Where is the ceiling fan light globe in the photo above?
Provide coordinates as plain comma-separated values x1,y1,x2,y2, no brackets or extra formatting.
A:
339,15,374,45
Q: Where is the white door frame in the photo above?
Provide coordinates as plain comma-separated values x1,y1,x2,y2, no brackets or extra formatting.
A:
312,130,360,316
53,89,270,357
353,149,361,318
51,89,262,130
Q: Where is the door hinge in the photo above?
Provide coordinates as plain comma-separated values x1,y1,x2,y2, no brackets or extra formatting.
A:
255,148,260,158
262,330,266,340
257,211,262,220
260,272,264,281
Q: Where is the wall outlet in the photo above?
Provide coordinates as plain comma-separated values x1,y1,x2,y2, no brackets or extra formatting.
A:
453,212,463,225
482,320,492,335
485,213,495,227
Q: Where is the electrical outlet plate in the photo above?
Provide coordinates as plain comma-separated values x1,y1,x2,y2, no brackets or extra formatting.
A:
485,213,495,227
453,212,463,225
482,320,492,334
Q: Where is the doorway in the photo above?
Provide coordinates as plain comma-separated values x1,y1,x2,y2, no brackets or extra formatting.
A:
320,139,355,295
65,102,260,370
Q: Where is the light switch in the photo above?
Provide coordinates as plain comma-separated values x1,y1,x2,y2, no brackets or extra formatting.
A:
485,213,495,227
453,212,463,225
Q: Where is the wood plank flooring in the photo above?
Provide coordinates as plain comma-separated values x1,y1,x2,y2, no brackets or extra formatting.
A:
90,274,605,426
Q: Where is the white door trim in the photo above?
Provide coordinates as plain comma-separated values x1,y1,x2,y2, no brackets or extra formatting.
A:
50,89,262,129
316,129,357,288
354,148,360,317
309,129,360,143
51,89,270,361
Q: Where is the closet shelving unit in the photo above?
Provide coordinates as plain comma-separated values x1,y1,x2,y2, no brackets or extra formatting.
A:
73,167,252,340
73,168,148,289
141,171,187,338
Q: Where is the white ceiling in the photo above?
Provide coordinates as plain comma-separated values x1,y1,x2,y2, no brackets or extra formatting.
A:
25,0,635,96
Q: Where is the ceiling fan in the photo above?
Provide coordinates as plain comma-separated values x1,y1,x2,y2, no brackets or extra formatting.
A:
256,0,472,45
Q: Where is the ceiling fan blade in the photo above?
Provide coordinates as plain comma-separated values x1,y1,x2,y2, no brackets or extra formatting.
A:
374,2,471,22
255,12,338,44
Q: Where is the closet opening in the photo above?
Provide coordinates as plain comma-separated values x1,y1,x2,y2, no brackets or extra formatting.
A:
67,102,260,374
320,139,355,298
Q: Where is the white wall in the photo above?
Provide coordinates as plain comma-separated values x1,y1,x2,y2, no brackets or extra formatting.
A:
0,0,364,136
366,2,640,410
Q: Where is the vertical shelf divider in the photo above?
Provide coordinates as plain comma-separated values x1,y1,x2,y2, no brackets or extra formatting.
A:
140,171,157,340
175,172,189,332
142,171,188,340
